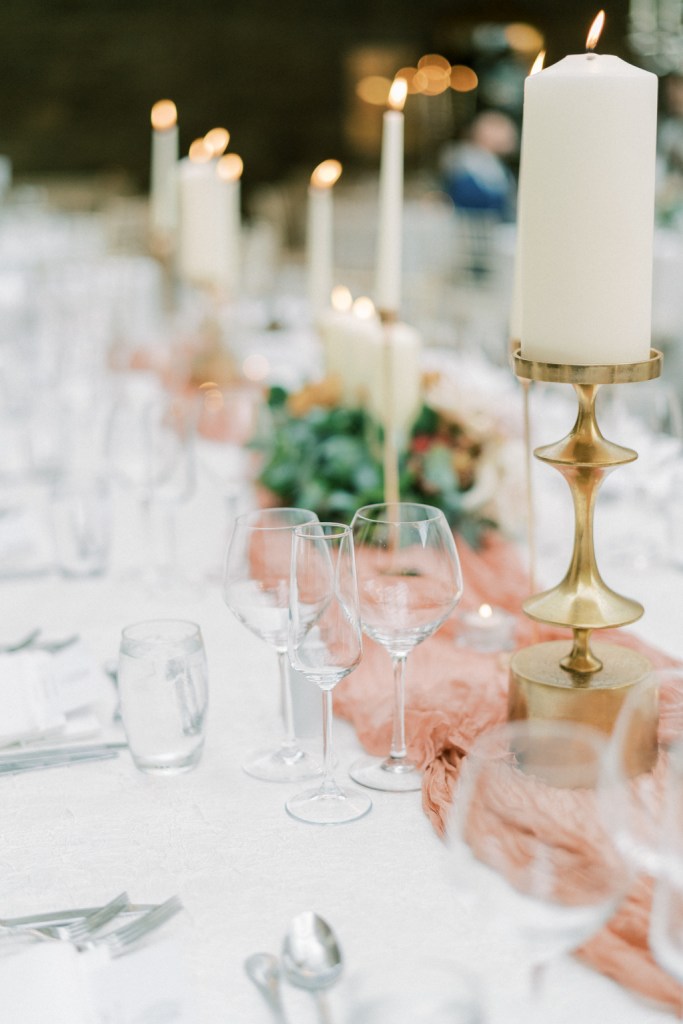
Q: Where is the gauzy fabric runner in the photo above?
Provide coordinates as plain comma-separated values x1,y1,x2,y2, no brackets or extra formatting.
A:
334,530,683,1012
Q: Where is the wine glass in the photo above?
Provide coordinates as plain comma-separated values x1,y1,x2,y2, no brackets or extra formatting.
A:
350,502,463,791
222,507,321,782
446,720,631,1020
286,522,371,824
649,738,683,989
607,668,683,879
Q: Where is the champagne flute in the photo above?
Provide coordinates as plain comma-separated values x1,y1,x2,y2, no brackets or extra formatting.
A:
286,522,371,824
446,720,631,1021
350,502,463,792
223,507,321,782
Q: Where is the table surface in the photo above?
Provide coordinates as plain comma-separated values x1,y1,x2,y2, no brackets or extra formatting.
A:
1,529,681,1023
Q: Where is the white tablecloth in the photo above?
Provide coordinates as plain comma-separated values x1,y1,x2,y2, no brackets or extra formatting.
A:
1,539,680,1023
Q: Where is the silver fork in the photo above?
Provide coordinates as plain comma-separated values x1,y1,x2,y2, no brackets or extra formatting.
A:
80,896,183,956
41,891,130,941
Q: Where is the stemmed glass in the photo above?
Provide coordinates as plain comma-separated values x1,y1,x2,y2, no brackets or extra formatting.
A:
446,720,631,1021
222,507,321,782
350,502,463,791
286,522,371,824
650,738,683,992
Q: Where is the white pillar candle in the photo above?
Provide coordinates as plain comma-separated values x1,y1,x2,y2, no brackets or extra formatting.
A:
149,100,179,243
365,316,422,436
307,159,342,323
518,18,657,365
177,139,217,287
375,78,407,316
318,291,378,403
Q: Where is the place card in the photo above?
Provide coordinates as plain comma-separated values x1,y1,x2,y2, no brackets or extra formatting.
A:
0,941,95,1024
0,651,66,747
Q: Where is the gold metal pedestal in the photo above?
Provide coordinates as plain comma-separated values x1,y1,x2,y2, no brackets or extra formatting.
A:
508,349,662,772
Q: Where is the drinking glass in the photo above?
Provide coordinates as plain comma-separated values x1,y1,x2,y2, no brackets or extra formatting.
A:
286,522,370,824
222,507,321,782
607,668,683,879
650,738,683,987
350,502,463,791
446,720,631,1019
118,619,208,775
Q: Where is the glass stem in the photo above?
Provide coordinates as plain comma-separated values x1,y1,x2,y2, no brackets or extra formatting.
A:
389,652,408,761
277,650,298,753
321,689,334,787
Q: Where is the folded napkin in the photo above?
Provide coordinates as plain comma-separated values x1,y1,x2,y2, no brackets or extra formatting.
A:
334,530,683,1012
0,642,110,748
0,936,195,1023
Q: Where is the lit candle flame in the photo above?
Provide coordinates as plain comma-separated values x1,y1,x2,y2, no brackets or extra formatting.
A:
530,50,546,75
310,159,342,189
353,296,376,319
331,285,352,312
151,99,177,131
204,127,230,156
217,153,244,181
188,138,212,163
478,603,493,619
388,77,408,111
586,10,605,51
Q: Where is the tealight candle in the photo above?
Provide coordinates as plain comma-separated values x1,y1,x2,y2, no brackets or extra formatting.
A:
457,603,516,653
517,12,657,365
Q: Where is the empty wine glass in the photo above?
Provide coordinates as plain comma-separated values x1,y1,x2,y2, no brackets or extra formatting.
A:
650,738,683,989
286,522,370,824
222,507,321,782
446,720,631,1019
607,668,683,879
350,502,463,792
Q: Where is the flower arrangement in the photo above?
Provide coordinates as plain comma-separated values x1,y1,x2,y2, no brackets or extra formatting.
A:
256,369,522,547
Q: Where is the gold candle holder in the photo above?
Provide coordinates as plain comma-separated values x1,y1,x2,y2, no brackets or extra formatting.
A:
508,347,662,772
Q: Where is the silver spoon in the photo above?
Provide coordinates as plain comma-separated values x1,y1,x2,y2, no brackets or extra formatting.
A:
245,952,289,1024
282,912,342,1024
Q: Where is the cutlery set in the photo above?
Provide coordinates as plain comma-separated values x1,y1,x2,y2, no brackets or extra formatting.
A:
1,893,182,956
246,912,342,1024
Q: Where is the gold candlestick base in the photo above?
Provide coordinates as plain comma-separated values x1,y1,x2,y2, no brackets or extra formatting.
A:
508,347,662,769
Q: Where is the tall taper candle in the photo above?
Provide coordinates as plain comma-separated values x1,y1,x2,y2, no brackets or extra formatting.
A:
150,100,179,244
518,12,657,365
307,159,342,323
375,78,407,316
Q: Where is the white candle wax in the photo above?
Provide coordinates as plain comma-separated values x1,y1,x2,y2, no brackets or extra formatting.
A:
317,303,378,403
217,153,244,300
365,319,422,436
375,96,405,315
150,101,179,241
518,52,657,365
307,185,334,321
307,160,342,324
177,156,218,287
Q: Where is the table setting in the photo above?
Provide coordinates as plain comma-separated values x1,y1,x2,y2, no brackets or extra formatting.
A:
5,8,683,1024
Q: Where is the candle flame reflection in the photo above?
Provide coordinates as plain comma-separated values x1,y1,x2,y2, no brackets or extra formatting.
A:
586,10,605,50
310,159,342,189
151,99,177,131
188,138,212,163
353,296,376,319
217,153,244,181
388,77,408,111
331,285,353,312
204,127,230,156
478,603,493,619
530,50,545,75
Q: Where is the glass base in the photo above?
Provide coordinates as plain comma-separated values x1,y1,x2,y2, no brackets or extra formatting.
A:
132,745,204,776
285,784,372,824
243,744,322,783
349,754,422,792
